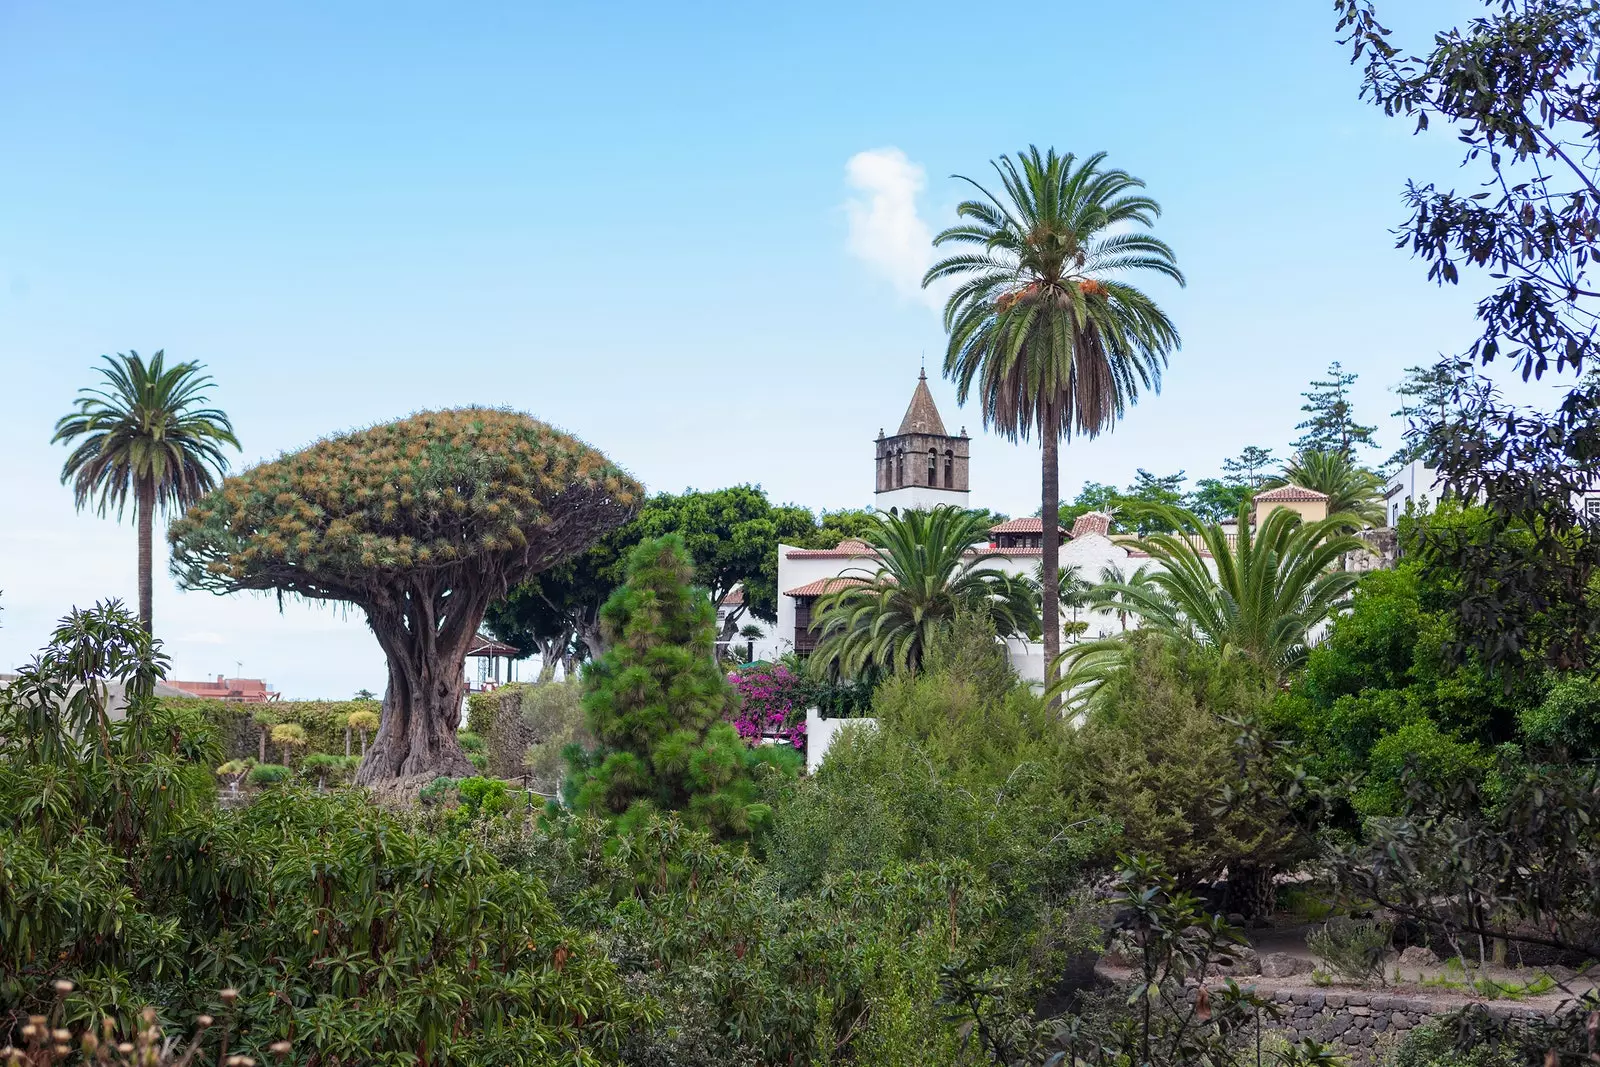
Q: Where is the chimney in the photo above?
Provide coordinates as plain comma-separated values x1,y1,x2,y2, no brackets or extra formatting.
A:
217,674,225,685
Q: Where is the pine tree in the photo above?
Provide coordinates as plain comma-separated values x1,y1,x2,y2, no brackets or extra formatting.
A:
565,534,796,840
1293,361,1378,457
1385,360,1463,471
1221,445,1276,488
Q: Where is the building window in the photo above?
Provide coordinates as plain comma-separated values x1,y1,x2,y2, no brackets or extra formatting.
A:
1587,496,1600,524
944,450,954,487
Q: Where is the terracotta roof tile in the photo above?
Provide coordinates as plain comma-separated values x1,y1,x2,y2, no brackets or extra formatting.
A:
1253,485,1329,503
1070,511,1113,539
784,538,877,559
989,517,1067,535
720,587,745,607
783,576,870,597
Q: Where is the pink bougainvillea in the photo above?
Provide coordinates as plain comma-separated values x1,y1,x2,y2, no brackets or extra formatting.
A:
727,662,807,750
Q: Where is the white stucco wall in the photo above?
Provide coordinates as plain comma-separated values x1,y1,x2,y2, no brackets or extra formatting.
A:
804,708,876,774
775,528,1167,682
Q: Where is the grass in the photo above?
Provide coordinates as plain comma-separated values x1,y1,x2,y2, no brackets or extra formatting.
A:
1415,958,1559,1000
1280,886,1339,924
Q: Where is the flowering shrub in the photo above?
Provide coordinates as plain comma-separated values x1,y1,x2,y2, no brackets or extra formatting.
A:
728,662,807,749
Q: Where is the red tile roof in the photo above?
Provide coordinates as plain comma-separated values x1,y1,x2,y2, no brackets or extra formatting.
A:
783,576,871,597
720,587,745,607
785,539,877,559
1070,512,1113,539
1253,485,1329,503
165,676,279,703
989,517,1066,535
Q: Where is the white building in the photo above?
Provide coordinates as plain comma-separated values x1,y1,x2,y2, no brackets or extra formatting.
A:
1383,460,1448,527
774,374,1175,683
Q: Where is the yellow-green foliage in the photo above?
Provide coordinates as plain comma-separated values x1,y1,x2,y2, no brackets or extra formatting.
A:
160,697,379,760
168,408,641,587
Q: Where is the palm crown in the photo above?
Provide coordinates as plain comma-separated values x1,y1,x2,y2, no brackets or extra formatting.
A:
1263,449,1384,528
1093,502,1363,680
923,146,1181,689
811,506,1036,677
53,351,237,631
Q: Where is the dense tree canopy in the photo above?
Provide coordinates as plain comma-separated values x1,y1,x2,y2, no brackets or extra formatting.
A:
1339,0,1600,671
169,408,640,785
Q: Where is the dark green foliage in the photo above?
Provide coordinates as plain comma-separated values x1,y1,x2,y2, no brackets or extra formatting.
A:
1267,508,1544,814
0,601,642,1064
763,614,1102,983
1067,634,1304,883
247,762,292,786
565,536,795,840
490,813,994,1066
1337,0,1600,673
1388,1020,1520,1067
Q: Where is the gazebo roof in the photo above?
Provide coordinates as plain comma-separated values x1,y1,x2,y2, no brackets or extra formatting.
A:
466,633,520,658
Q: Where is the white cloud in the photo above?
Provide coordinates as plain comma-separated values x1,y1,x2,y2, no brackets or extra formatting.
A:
844,148,946,311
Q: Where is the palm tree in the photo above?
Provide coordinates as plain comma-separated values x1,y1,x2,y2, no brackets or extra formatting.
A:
1090,502,1364,681
1092,562,1158,632
1262,450,1384,528
812,506,1037,676
924,147,1183,690
53,351,239,633
1032,560,1092,640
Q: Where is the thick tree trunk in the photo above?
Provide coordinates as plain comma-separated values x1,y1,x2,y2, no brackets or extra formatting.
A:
1041,408,1062,699
355,599,480,786
136,480,154,633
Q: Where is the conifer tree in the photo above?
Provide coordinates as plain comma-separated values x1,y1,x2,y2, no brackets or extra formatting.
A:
1293,361,1378,457
565,534,795,840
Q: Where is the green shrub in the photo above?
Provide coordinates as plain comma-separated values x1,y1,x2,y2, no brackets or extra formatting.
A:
418,775,458,805
1067,634,1301,883
0,603,646,1063
159,695,382,762
1390,1020,1521,1067
247,763,292,786
1307,918,1391,984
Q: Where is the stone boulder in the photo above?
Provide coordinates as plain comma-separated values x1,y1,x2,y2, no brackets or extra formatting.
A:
1260,952,1314,978
1397,945,1436,970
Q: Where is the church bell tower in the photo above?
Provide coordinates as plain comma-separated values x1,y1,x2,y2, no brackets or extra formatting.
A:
874,370,970,512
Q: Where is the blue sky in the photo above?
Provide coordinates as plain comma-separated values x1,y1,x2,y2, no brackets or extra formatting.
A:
1,0,1506,696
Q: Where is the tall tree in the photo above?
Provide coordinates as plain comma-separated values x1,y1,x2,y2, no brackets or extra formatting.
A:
812,506,1038,676
1336,0,1600,670
1292,361,1377,457
565,535,795,840
924,147,1183,689
52,351,238,633
1221,445,1276,488
169,408,640,785
1186,478,1253,524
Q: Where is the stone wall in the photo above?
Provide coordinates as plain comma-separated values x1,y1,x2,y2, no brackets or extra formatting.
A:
1246,986,1551,1066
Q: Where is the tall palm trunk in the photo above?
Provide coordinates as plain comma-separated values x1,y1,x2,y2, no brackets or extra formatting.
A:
136,478,154,633
1041,406,1062,697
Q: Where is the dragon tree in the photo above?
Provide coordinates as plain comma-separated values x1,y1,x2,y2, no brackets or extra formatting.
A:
169,408,641,785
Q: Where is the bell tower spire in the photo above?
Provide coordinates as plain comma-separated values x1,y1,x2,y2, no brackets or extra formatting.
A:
874,368,970,512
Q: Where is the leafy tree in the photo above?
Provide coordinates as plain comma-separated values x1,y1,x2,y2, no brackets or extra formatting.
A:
1337,0,1600,672
565,535,795,840
1186,477,1253,524
1093,502,1363,680
1221,444,1276,488
1263,449,1386,526
1292,361,1377,457
169,408,640,785
925,146,1183,692
485,550,617,678
811,507,1038,676
51,351,238,633
1120,469,1186,534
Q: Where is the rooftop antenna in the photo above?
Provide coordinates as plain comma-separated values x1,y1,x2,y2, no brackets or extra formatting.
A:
234,660,243,679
